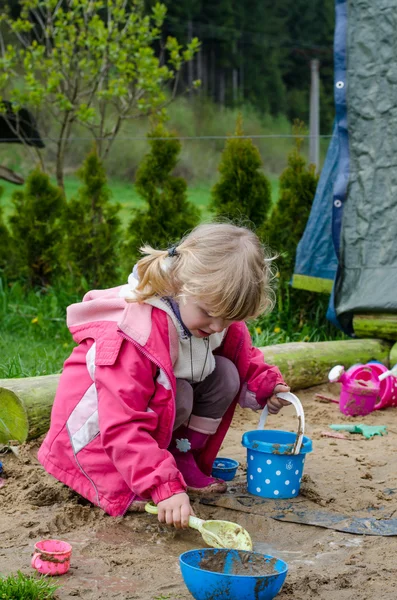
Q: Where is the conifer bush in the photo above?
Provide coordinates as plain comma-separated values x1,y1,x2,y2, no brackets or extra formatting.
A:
9,170,65,287
210,115,272,228
259,122,320,330
261,123,319,282
124,124,200,268
63,148,122,291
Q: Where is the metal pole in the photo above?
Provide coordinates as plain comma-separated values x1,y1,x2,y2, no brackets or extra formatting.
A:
309,59,320,171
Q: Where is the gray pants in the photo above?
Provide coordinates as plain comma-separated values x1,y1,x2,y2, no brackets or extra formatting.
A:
174,356,240,430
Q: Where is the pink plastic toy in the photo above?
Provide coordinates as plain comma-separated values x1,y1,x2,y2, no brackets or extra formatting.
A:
31,539,72,576
365,362,395,409
328,364,380,416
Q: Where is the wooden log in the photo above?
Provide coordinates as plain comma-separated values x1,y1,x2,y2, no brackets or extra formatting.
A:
0,338,392,443
353,314,397,341
260,338,391,391
0,375,60,444
390,342,397,366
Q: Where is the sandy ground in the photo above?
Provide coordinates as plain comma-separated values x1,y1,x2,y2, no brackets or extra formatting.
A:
1,381,397,600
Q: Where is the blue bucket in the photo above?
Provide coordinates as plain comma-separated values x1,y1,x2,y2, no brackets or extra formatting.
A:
211,457,239,481
180,548,288,600
241,392,313,499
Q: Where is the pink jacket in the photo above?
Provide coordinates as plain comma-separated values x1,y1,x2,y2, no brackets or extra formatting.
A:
38,286,285,516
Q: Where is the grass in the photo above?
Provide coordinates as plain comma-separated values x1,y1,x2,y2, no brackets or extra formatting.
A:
0,279,77,378
0,571,59,600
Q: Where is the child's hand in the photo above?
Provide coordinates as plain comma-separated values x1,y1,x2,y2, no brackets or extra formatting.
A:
157,492,194,529
266,384,291,414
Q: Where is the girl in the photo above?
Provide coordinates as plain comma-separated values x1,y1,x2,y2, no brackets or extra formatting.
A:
38,223,290,529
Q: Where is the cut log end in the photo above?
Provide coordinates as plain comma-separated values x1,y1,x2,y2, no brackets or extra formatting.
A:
0,388,29,444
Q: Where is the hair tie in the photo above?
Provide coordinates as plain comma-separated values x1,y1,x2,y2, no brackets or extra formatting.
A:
167,245,178,258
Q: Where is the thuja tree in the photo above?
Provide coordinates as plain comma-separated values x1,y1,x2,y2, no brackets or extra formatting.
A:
63,148,122,290
259,122,319,331
9,170,65,287
0,0,200,190
261,123,319,282
124,124,200,267
210,114,272,228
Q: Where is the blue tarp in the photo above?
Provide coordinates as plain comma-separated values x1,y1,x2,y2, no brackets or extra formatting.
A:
293,0,351,333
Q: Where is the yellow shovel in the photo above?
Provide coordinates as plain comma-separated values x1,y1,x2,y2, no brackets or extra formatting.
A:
145,502,253,551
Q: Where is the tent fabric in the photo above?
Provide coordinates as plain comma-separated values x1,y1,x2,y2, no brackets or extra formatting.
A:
333,0,397,332
293,0,349,319
293,0,397,334
292,122,339,294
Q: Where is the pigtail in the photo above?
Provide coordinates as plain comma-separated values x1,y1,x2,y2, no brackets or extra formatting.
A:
134,245,179,301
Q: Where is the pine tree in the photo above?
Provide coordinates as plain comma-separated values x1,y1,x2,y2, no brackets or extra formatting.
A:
124,124,200,267
9,170,65,287
63,148,122,290
210,114,272,227
261,122,319,282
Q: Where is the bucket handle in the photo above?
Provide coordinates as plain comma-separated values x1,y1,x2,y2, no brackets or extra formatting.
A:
257,392,305,455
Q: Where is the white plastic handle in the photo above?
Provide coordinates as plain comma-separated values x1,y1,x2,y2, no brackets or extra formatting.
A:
257,391,305,455
379,364,397,381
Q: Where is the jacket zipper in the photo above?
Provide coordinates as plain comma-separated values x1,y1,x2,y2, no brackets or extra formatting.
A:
234,329,245,365
118,330,176,449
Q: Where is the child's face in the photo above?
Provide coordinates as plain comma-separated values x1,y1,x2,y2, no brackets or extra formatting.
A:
179,296,234,338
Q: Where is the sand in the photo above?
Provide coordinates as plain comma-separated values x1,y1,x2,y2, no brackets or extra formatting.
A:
1,381,397,599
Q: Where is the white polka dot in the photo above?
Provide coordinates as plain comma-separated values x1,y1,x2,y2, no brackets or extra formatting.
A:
285,480,290,485
265,479,271,484
250,475,253,480
295,470,299,475
299,478,302,483
292,489,296,494
256,487,261,493
276,470,281,476
250,455,254,460
257,467,262,473
266,459,272,465
274,490,279,496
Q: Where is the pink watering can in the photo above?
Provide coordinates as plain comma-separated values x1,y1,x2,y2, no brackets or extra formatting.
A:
328,364,381,416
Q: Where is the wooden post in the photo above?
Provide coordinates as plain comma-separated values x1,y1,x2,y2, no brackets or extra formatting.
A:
309,59,320,172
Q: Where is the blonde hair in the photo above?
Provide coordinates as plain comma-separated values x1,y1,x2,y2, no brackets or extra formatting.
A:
133,223,276,321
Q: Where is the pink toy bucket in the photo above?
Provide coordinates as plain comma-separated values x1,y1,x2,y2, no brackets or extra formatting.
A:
339,376,379,416
31,539,72,576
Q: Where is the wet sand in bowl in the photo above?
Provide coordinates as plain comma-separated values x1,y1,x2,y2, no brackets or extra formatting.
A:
199,551,278,576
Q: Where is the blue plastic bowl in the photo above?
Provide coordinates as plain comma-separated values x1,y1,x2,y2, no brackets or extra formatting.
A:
211,457,239,481
180,548,288,600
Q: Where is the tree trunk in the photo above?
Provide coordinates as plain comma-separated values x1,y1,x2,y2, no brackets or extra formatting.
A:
197,47,203,93
187,20,194,95
353,314,397,341
232,69,238,105
219,69,225,107
390,341,397,366
0,339,391,444
0,375,60,444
